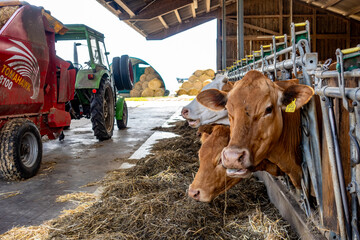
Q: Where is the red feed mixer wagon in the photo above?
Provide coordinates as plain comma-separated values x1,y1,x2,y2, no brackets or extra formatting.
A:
0,2,75,180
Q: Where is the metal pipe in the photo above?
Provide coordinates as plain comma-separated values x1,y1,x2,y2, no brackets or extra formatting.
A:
222,0,226,70
237,0,244,60
327,97,351,239
349,110,360,240
313,69,360,79
315,87,360,102
320,97,347,240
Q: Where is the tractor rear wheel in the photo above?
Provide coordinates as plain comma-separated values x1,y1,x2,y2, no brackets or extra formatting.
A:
0,118,42,180
119,55,134,90
90,78,115,140
117,100,128,129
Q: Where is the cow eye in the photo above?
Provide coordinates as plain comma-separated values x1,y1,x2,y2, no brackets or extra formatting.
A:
264,106,273,115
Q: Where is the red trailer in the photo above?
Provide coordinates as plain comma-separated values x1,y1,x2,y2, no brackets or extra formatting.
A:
0,1,75,180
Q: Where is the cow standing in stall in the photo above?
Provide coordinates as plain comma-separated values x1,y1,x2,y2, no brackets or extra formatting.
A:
181,74,233,128
196,70,314,188
188,124,283,202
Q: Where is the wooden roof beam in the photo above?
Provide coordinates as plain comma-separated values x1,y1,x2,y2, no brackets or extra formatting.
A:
344,5,360,17
321,0,341,9
174,9,182,23
120,0,193,20
227,18,280,36
147,9,219,40
158,16,169,29
206,0,211,13
114,0,135,17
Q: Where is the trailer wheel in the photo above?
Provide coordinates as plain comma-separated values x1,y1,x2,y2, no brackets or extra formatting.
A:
91,78,114,141
117,101,128,129
112,57,124,90
0,119,42,180
119,55,134,90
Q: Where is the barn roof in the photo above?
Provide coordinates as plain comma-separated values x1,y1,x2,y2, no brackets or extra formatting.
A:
96,0,360,40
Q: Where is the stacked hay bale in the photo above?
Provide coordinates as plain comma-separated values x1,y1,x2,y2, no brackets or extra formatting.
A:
0,6,19,29
130,67,165,97
177,69,215,96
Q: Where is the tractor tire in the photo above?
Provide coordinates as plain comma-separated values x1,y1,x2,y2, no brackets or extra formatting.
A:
117,100,128,130
119,55,134,90
112,57,124,90
0,118,42,180
90,79,115,141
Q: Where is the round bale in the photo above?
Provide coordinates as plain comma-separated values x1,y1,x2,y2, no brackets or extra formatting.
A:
140,74,147,82
193,80,203,90
205,69,215,78
194,70,204,77
134,82,142,90
188,88,200,96
145,67,155,75
130,89,141,97
188,75,198,83
142,81,149,90
199,74,211,82
146,73,157,81
181,81,193,90
177,88,188,96
141,88,155,97
154,88,165,97
148,78,163,90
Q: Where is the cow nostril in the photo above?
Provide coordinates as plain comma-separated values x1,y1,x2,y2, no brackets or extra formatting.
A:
237,151,247,163
181,108,189,118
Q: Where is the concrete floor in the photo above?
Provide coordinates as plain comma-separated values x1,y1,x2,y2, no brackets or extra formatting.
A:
0,99,190,234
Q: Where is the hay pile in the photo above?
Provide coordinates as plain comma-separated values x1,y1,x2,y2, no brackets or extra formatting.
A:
0,6,19,30
0,121,298,239
130,67,165,97
40,121,297,239
177,69,215,96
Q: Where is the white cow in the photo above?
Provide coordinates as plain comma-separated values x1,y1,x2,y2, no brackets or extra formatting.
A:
181,74,231,128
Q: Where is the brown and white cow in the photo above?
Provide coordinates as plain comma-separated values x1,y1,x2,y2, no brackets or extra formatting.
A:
188,124,283,202
181,74,233,128
196,70,314,188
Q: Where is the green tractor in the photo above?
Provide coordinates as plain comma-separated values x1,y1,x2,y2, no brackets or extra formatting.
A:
55,24,133,140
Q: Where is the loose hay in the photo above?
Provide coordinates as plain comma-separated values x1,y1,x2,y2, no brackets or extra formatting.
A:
45,121,299,240
0,121,298,239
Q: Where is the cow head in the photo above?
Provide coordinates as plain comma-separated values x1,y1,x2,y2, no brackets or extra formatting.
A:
188,125,242,202
181,74,233,128
196,70,314,178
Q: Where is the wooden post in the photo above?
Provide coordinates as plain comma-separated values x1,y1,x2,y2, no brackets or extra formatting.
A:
312,9,317,52
279,0,283,35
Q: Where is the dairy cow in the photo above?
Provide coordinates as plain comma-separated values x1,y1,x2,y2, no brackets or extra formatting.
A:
188,124,283,202
196,71,314,188
181,74,233,128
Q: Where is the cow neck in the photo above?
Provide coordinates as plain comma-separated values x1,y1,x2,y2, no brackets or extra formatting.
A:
268,109,302,166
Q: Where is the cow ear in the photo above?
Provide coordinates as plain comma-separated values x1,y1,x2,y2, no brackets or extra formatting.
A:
197,89,228,111
279,84,314,111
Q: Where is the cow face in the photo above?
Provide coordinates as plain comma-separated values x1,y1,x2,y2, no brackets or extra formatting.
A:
188,125,242,202
181,74,232,128
197,70,314,178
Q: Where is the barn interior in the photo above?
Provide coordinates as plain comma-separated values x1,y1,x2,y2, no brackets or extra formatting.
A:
96,0,360,68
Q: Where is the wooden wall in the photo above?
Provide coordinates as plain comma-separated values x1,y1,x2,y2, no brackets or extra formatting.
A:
217,0,360,70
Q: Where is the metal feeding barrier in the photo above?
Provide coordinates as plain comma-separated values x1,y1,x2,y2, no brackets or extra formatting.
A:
224,20,360,240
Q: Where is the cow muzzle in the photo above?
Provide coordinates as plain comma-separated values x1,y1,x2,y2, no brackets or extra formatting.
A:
181,107,200,127
221,147,252,178
188,186,211,202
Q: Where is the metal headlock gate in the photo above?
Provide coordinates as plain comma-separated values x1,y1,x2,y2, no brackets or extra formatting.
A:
225,20,360,240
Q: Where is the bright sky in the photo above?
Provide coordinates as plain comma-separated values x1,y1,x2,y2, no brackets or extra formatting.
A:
26,0,217,92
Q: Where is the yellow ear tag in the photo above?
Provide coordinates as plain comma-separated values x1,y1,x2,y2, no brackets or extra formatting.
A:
285,98,297,113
